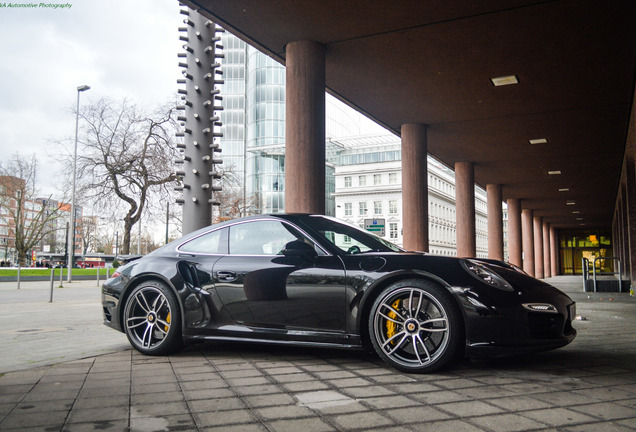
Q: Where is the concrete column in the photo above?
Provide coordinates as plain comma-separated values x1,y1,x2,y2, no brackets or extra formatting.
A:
401,124,429,252
521,209,535,277
550,225,559,276
533,216,544,278
621,184,630,279
284,41,326,214
486,184,504,260
507,198,522,267
625,150,636,288
542,222,551,278
617,195,626,274
455,162,476,258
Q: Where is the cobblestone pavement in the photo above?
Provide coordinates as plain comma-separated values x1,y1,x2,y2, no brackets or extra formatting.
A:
1,276,636,431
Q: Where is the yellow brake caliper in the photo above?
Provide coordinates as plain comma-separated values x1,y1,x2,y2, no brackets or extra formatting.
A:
165,313,171,332
386,299,401,344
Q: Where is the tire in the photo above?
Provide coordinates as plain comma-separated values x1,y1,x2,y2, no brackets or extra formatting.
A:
123,280,184,355
368,279,462,373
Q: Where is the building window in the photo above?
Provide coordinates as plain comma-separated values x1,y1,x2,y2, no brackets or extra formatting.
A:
389,200,398,214
389,172,398,184
374,201,382,215
344,176,352,187
359,202,367,216
343,235,351,243
344,202,352,216
373,174,382,185
390,223,398,239
359,175,367,187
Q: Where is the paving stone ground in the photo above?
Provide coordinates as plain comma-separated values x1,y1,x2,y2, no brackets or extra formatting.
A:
1,276,636,431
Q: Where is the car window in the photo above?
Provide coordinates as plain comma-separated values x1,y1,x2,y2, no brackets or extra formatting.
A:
298,215,402,254
179,228,228,254
324,231,374,253
229,220,310,255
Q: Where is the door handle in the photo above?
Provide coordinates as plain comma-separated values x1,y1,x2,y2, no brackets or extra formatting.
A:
216,270,237,282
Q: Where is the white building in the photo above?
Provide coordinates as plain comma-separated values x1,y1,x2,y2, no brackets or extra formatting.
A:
332,135,494,258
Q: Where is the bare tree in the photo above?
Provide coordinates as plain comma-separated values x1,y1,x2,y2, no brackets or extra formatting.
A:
0,154,61,266
72,98,180,254
213,164,257,222
79,216,97,254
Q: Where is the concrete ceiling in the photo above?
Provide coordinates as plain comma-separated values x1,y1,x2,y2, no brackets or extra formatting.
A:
183,0,636,229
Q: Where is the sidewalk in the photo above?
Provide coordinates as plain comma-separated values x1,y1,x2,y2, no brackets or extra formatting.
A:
0,279,129,373
1,276,636,431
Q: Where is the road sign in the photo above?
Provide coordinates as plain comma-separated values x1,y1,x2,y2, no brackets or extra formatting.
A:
364,218,385,236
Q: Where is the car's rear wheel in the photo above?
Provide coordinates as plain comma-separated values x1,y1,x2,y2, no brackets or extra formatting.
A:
123,280,183,355
368,279,462,373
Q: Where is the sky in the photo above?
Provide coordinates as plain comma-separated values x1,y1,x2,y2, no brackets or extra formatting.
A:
0,0,387,201
0,0,182,196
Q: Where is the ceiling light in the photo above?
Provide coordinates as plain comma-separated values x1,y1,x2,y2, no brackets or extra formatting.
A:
566,201,576,205
548,170,562,175
576,217,583,221
559,188,570,192
580,223,586,226
529,138,547,145
491,75,519,86
572,211,580,214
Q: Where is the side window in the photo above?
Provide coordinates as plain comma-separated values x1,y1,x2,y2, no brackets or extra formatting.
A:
179,228,228,254
229,220,310,255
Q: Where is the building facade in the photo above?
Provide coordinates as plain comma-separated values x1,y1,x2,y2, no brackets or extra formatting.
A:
332,136,498,258
0,176,82,265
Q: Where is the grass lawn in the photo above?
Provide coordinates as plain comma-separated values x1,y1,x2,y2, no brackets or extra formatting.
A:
0,268,111,277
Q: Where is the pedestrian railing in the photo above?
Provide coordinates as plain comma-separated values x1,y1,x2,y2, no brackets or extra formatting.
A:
583,257,625,293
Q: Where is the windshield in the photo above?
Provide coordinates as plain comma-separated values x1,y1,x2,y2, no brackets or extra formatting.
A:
297,215,403,254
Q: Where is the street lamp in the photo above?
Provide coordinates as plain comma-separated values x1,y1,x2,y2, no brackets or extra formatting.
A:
67,84,90,282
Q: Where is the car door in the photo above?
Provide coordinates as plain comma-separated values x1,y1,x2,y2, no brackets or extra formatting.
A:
212,219,347,333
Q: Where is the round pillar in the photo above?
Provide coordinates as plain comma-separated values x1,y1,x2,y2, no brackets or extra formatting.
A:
533,216,544,279
401,124,428,252
486,184,503,260
284,41,326,214
507,198,522,267
543,222,551,278
455,162,476,258
521,209,535,277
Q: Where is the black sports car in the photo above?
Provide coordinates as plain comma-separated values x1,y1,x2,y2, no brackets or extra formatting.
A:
102,214,576,373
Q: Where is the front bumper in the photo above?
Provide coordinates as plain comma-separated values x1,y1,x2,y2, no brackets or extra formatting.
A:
452,279,577,359
101,277,125,332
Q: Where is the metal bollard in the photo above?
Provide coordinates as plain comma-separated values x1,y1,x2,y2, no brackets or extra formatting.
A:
49,268,55,302
97,267,100,286
17,266,21,290
59,266,63,288
106,267,110,279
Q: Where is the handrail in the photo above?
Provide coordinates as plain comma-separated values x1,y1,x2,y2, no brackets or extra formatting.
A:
581,257,589,291
592,257,622,293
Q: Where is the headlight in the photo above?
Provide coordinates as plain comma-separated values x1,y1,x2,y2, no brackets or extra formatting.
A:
461,259,514,291
522,303,558,313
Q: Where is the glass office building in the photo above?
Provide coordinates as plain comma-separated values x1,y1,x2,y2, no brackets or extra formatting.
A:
218,31,373,215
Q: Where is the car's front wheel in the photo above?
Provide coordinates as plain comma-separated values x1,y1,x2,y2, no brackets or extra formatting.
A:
368,279,462,373
123,280,183,355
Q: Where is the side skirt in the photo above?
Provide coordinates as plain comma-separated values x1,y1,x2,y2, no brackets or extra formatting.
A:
185,334,364,350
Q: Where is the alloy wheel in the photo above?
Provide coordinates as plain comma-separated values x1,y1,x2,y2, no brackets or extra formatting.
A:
371,286,451,370
124,285,173,351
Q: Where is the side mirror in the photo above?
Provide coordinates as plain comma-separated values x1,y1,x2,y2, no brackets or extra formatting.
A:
281,240,317,261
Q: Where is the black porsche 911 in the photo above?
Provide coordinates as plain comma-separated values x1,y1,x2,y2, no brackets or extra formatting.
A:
102,214,576,373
